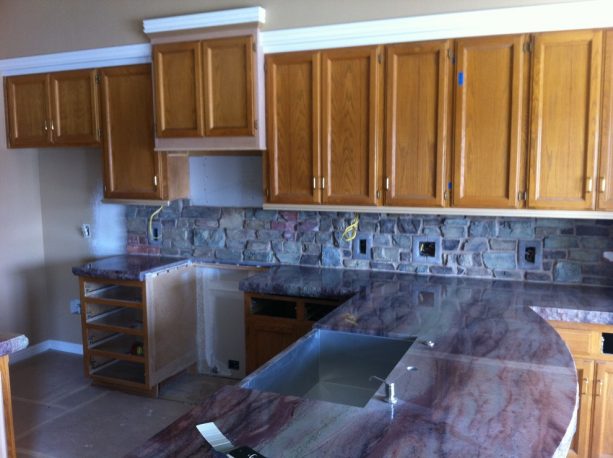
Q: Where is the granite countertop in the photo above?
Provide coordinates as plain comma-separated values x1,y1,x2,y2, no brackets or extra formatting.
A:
72,255,271,282
0,332,29,357
126,265,607,457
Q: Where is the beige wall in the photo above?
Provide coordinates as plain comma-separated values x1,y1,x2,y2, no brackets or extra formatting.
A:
0,0,594,59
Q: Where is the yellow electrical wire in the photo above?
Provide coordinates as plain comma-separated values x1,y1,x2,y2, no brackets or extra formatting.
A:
342,216,360,242
148,205,164,241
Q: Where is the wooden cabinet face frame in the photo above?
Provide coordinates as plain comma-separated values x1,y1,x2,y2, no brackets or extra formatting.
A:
385,40,453,207
527,29,603,210
202,35,255,137
266,51,321,204
321,45,384,206
153,41,204,138
453,34,529,208
598,29,613,211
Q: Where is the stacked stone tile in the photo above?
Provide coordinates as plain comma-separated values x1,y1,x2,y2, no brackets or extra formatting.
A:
126,200,613,286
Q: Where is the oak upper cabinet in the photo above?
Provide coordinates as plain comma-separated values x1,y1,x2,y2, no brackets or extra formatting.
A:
385,40,452,207
598,30,613,211
203,36,255,136
528,30,603,210
453,35,529,208
153,41,204,138
591,361,613,457
5,70,100,148
99,64,189,201
568,358,595,458
321,46,383,205
266,51,321,204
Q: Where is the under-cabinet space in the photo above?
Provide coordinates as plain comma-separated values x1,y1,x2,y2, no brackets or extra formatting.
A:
86,307,143,334
83,282,143,306
91,360,146,386
249,297,297,319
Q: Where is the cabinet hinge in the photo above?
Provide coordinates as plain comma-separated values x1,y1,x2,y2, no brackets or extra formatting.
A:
153,176,159,187
377,53,383,64
97,128,102,139
518,191,528,201
264,188,269,198
95,73,100,84
523,40,534,53
252,41,257,52
447,49,456,64
254,119,258,130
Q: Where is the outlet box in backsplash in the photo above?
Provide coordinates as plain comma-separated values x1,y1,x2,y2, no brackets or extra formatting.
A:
126,200,613,287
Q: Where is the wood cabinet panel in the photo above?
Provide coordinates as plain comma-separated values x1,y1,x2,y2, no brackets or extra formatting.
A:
321,46,383,205
203,36,255,137
246,319,296,374
50,69,100,145
528,30,602,210
153,41,204,138
0,355,15,458
568,359,595,458
453,35,529,208
5,73,51,147
599,30,613,211
100,64,164,200
385,40,452,207
266,51,321,204
591,361,613,457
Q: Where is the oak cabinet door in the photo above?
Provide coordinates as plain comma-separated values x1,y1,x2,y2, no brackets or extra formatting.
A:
385,40,452,207
203,36,255,137
49,69,100,146
591,361,613,457
100,65,164,200
266,51,321,204
453,35,529,208
567,359,595,458
5,74,51,147
153,41,204,138
321,46,383,205
528,30,602,210
598,30,613,211
246,319,296,374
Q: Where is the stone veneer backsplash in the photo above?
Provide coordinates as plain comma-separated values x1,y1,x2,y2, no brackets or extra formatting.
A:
126,200,613,286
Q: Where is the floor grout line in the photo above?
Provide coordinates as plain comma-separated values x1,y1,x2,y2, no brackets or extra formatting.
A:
15,391,109,441
11,396,71,411
15,447,56,458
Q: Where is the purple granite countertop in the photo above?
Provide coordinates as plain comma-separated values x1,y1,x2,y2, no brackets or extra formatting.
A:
128,266,596,457
72,255,271,281
0,332,29,357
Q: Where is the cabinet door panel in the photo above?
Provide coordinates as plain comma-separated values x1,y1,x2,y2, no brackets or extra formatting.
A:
568,359,595,458
591,361,613,457
100,65,163,199
528,30,602,210
153,41,204,138
203,36,255,137
599,30,613,211
453,35,529,208
322,46,383,205
246,320,295,374
385,40,452,207
50,69,100,146
5,74,51,147
266,51,321,204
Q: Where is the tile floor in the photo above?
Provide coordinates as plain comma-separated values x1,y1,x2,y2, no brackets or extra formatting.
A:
9,351,236,457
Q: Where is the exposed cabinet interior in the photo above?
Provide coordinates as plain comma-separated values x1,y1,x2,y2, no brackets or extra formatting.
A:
321,45,383,205
99,64,189,201
528,30,603,210
453,34,529,209
385,40,452,207
550,321,613,458
266,51,321,204
5,69,100,148
79,267,196,396
244,292,343,373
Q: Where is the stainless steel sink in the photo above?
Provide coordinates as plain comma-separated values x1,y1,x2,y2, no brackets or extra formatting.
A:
243,330,414,407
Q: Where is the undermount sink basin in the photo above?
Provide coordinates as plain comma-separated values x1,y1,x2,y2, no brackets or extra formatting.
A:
243,330,414,407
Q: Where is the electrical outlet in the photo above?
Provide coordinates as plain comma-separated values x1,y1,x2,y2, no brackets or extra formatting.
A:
69,299,81,315
80,224,91,239
518,240,542,270
148,221,163,245
412,236,442,264
228,360,239,370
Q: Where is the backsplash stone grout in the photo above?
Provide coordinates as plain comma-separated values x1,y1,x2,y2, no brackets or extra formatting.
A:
125,199,613,287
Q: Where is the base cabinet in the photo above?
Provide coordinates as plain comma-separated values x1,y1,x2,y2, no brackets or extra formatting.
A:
79,266,196,396
550,321,613,457
244,293,342,373
0,355,15,458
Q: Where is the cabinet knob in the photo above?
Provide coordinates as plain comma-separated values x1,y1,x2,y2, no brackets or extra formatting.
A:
596,379,603,396
313,177,317,190
50,119,55,131
586,177,593,193
600,177,607,193
582,377,589,395
43,120,48,132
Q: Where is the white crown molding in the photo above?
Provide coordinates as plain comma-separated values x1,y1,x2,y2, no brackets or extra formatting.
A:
0,43,151,76
8,339,83,364
262,0,613,53
143,6,266,35
263,204,613,220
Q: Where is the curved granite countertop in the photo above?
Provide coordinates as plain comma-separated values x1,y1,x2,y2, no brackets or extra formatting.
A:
125,265,609,458
0,332,29,357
